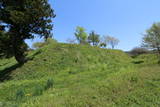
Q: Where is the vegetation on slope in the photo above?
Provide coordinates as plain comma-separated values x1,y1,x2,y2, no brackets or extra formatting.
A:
0,43,159,107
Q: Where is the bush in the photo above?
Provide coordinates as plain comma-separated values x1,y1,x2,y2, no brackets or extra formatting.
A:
130,76,138,83
16,89,25,100
45,78,54,90
33,85,44,96
130,47,149,57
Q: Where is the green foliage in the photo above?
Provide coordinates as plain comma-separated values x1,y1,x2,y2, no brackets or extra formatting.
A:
142,22,160,64
88,31,100,46
33,85,44,96
142,23,160,51
16,89,25,101
0,31,13,58
132,53,159,66
0,0,55,64
74,26,88,44
130,47,149,57
99,42,107,48
45,78,54,90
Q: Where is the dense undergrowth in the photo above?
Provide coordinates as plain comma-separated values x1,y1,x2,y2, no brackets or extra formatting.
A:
0,42,159,107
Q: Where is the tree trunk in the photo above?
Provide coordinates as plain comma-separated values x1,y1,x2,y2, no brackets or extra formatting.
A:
12,35,27,64
157,47,160,54
14,49,27,64
10,26,28,64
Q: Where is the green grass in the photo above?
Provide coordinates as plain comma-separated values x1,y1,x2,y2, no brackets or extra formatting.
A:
0,43,159,107
132,53,159,66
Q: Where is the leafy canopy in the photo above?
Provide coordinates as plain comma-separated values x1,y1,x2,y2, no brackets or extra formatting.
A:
74,26,88,44
88,31,100,46
0,0,55,63
143,23,160,50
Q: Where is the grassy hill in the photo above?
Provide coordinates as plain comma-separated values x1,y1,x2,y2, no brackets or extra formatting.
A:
0,42,160,107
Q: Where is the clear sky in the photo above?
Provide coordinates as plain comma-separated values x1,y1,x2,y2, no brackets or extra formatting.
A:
26,0,160,51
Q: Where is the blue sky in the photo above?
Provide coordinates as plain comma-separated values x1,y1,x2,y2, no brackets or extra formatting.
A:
26,0,160,51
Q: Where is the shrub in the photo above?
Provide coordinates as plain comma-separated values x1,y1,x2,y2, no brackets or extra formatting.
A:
45,78,54,90
16,89,25,100
130,76,138,83
33,85,44,96
130,47,149,57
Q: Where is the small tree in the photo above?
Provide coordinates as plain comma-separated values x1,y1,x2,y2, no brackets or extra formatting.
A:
130,47,149,56
99,36,107,48
106,36,119,49
88,31,100,46
99,43,107,48
74,26,88,44
142,23,160,63
44,33,54,42
142,23,160,53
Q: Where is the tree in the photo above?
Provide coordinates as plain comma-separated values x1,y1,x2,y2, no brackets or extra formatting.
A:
99,43,107,48
106,36,119,49
0,0,55,64
142,23,160,63
130,47,149,57
88,31,100,46
99,36,107,48
44,33,54,42
142,23,160,54
74,26,88,44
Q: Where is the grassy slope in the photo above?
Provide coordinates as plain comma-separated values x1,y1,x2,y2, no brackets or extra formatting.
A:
0,43,159,107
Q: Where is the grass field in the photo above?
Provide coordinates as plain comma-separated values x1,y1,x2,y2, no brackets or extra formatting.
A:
0,42,159,107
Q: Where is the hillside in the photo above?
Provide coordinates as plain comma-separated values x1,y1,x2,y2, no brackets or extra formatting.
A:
0,43,160,107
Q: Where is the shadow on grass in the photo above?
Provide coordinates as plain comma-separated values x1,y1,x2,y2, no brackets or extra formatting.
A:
28,50,42,61
0,50,42,82
132,60,144,64
0,63,23,82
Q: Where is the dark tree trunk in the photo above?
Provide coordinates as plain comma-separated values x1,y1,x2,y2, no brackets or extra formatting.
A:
157,47,160,54
44,36,48,42
12,33,27,64
14,48,27,64
92,42,95,46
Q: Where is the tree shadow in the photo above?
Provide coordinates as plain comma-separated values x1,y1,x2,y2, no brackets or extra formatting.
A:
0,63,23,82
132,60,144,64
0,50,42,82
28,50,42,61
